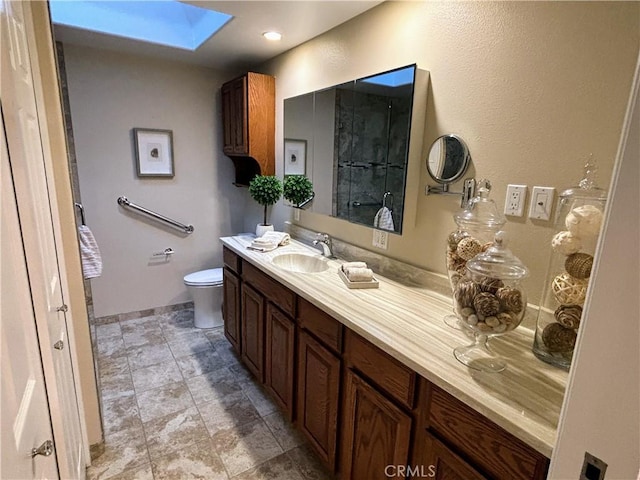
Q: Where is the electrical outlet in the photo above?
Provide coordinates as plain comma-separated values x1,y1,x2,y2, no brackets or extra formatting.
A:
293,208,300,221
528,186,555,221
372,229,388,250
504,184,527,217
580,452,607,480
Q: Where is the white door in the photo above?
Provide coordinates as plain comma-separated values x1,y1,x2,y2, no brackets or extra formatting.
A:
1,106,59,480
1,0,85,478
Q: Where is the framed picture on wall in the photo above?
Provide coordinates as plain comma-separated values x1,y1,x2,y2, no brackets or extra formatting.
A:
133,128,174,177
284,138,306,175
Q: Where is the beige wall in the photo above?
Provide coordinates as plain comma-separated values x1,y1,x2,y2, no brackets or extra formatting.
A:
261,1,640,305
64,45,246,317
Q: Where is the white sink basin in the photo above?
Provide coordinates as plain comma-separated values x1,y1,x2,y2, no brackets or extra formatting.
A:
271,252,329,273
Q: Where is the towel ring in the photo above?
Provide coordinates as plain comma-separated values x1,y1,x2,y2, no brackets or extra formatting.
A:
383,192,394,212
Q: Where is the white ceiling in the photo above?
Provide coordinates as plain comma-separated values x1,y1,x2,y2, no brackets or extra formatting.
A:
52,1,384,71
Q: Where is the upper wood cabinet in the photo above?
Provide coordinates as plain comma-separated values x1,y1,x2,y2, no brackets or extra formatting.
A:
221,72,275,186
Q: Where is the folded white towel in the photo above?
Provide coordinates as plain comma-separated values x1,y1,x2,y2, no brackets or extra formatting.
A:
374,207,394,231
247,231,290,252
346,267,374,282
78,225,102,279
260,231,290,245
341,261,367,272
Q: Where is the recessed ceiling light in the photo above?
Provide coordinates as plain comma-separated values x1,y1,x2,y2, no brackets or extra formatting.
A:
263,31,282,41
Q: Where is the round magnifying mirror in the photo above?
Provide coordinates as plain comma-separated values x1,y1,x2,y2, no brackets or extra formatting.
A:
426,134,471,184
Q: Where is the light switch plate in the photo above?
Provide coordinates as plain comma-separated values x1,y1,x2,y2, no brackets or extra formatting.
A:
504,184,527,217
528,186,555,221
372,229,388,250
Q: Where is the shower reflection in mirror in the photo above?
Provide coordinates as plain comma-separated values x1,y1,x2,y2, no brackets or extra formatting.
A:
283,64,417,234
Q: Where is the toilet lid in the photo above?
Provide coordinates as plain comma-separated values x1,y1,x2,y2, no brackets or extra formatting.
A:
184,268,223,286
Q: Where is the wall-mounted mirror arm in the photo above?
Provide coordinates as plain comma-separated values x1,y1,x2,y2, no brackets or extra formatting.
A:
426,178,476,207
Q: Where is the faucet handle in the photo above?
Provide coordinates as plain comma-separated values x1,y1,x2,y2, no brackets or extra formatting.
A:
316,232,330,242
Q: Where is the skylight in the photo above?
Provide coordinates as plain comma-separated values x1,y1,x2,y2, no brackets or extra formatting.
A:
49,1,233,51
362,67,415,88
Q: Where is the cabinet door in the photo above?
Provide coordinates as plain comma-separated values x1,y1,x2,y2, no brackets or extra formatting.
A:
241,283,264,382
221,81,234,154
223,268,241,352
418,432,488,480
341,370,412,480
231,76,248,154
265,304,295,420
297,330,340,472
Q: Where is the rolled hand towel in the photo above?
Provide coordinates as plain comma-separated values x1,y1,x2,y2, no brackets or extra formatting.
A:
346,267,374,282
341,261,367,273
248,239,278,252
260,231,291,246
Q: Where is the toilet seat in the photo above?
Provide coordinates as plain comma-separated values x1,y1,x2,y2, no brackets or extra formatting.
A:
183,268,223,287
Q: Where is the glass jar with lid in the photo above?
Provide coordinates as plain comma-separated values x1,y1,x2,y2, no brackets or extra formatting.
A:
453,231,529,373
532,160,607,370
445,179,506,328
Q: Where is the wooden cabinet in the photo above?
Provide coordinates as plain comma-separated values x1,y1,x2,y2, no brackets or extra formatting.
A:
340,369,412,480
241,283,265,382
297,330,341,472
420,432,487,480
414,382,549,480
221,249,551,480
221,72,275,186
222,267,241,352
265,304,296,420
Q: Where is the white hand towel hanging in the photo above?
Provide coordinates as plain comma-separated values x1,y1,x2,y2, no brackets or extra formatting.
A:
374,206,394,231
78,225,102,279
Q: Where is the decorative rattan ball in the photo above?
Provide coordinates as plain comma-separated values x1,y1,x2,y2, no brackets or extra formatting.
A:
551,231,582,256
552,273,588,305
479,277,504,295
446,251,465,270
565,204,604,239
554,305,583,330
447,230,469,251
481,242,493,252
454,280,480,308
472,292,500,317
542,323,577,353
456,237,482,261
565,253,594,279
496,287,524,314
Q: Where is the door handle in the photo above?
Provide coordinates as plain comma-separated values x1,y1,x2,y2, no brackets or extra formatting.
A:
53,340,64,350
31,440,54,458
56,304,68,313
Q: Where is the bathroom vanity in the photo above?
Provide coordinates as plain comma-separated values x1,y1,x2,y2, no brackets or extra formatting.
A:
220,236,567,480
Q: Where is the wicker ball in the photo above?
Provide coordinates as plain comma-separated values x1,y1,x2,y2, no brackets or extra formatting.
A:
479,277,504,295
542,323,577,353
565,204,604,239
473,292,500,317
454,280,480,308
554,305,583,329
551,231,582,256
497,312,514,325
496,287,524,314
552,273,588,305
447,230,469,251
456,237,483,261
565,253,594,279
446,251,465,270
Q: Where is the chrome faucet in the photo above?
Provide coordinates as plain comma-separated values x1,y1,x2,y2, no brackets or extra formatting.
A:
313,233,333,258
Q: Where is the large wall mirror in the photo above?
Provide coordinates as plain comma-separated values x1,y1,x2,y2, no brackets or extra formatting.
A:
284,64,418,234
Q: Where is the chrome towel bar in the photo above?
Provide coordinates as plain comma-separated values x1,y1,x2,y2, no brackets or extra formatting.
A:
117,196,194,234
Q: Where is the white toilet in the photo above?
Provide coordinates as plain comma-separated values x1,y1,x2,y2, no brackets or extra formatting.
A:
183,268,224,328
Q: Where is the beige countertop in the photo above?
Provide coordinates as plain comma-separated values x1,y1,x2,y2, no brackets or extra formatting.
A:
221,235,567,457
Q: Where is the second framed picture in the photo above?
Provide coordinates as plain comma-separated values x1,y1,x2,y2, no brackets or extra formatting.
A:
284,138,306,175
133,128,174,177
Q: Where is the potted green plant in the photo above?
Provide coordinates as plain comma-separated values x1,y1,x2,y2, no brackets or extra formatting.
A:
283,175,314,208
248,175,283,236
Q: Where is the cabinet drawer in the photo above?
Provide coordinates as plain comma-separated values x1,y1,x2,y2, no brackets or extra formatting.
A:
297,298,342,354
223,246,241,274
242,262,295,317
344,330,416,409
427,384,549,480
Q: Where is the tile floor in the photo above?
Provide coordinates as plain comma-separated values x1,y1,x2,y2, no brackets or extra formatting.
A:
89,307,333,480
